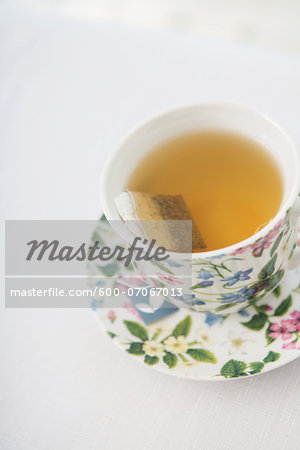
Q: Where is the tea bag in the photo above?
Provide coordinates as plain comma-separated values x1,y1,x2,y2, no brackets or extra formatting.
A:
114,190,206,252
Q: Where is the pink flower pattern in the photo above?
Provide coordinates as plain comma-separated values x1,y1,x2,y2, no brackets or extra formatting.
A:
290,310,300,332
107,310,116,323
282,341,297,350
268,310,300,350
268,320,297,340
157,273,184,285
233,218,286,257
118,274,148,287
232,244,251,256
251,227,279,256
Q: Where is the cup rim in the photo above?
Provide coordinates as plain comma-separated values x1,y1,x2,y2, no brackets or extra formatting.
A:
100,101,300,258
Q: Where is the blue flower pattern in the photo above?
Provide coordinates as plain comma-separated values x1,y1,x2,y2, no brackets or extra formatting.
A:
181,294,205,307
221,286,256,304
238,309,250,317
223,269,253,287
205,312,223,326
197,270,213,280
165,259,184,268
198,280,214,288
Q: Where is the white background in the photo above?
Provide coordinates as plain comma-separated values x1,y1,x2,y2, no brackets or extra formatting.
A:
19,0,300,55
1,2,300,449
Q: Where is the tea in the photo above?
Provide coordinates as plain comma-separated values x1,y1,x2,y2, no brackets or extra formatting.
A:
126,130,283,252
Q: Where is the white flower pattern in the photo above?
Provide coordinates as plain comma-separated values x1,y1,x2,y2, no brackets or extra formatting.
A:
164,336,188,354
143,340,165,357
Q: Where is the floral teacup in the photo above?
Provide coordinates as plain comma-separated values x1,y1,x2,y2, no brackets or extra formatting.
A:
100,103,300,314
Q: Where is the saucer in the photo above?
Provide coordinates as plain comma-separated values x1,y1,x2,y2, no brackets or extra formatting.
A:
89,217,300,381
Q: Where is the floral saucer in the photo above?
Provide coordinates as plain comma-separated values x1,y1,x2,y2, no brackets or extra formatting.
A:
89,218,300,381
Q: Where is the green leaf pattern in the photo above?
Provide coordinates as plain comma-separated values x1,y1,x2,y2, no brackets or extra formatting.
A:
274,295,292,316
171,316,192,338
220,360,247,378
220,352,280,378
241,313,267,331
124,321,148,341
90,210,300,378
119,285,300,376
122,315,217,369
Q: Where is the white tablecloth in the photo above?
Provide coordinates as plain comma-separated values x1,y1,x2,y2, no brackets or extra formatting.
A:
1,3,300,449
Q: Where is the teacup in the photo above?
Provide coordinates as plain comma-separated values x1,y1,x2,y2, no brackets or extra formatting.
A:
100,103,300,314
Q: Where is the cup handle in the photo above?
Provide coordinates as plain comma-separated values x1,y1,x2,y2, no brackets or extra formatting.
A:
287,196,300,269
